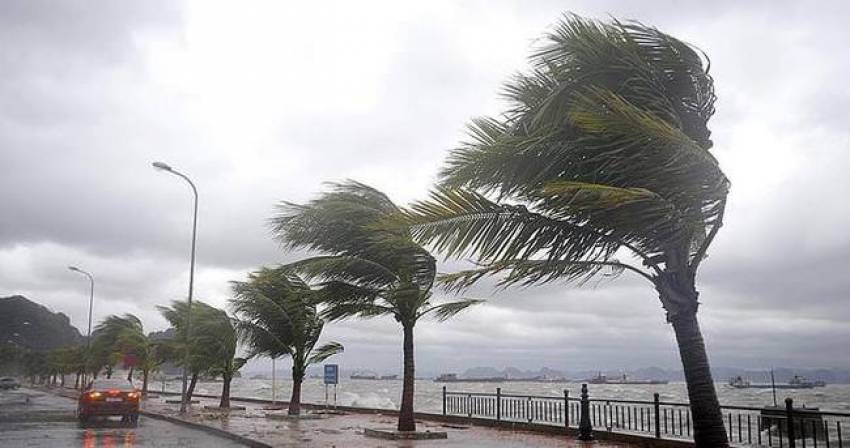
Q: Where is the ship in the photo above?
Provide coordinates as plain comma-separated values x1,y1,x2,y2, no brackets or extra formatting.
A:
434,373,568,383
727,375,823,389
588,373,668,385
350,373,400,380
350,374,378,380
434,373,505,383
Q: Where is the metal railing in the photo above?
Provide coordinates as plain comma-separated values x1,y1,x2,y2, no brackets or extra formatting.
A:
442,385,850,447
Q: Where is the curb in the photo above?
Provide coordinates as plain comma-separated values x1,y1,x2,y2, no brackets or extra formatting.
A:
140,410,272,448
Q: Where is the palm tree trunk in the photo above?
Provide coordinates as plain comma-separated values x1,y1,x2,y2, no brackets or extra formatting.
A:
142,369,149,395
186,371,199,400
670,311,729,447
288,365,303,415
127,366,134,382
220,372,231,408
398,323,416,432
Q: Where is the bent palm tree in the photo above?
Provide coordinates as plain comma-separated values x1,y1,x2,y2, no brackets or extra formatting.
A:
94,314,163,394
159,300,246,408
272,182,482,431
230,267,343,415
398,15,729,446
157,301,224,401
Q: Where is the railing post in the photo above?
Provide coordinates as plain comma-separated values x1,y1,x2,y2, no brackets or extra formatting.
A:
442,386,446,416
654,393,661,439
564,390,569,429
786,397,797,448
578,383,594,441
496,387,501,422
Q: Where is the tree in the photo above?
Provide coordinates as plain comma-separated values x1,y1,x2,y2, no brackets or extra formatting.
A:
47,345,83,387
160,300,247,408
230,267,343,415
398,14,729,446
271,182,482,430
157,301,223,401
94,314,164,395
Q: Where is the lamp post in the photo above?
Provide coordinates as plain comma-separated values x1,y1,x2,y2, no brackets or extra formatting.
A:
68,266,94,386
152,161,198,414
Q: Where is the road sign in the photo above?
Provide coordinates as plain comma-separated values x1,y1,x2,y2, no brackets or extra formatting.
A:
324,364,339,385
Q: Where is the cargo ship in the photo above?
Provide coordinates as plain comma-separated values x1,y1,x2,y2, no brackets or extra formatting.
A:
588,373,668,385
728,375,824,389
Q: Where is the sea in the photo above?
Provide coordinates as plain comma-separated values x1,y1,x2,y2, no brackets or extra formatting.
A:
154,377,850,414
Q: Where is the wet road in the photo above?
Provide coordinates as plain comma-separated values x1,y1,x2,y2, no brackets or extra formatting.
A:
0,388,244,447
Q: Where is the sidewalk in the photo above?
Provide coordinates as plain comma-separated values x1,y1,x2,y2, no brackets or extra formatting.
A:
144,394,638,448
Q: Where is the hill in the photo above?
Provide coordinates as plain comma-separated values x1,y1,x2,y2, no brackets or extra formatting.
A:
0,295,83,350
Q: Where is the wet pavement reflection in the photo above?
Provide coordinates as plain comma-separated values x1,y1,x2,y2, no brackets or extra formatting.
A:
0,388,241,448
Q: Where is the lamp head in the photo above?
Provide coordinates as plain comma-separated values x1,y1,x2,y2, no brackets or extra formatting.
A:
152,161,172,171
68,266,80,272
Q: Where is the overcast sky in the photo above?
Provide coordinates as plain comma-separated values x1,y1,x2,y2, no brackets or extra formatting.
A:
2,0,849,375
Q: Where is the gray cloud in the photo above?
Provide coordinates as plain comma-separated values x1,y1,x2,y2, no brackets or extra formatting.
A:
1,0,849,374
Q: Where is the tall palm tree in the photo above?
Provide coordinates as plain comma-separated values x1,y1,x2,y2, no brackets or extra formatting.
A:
397,15,729,446
230,267,343,415
271,182,483,431
94,314,163,394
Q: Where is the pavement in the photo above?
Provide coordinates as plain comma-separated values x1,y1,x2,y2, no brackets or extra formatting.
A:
143,394,639,447
0,387,243,447
2,386,642,447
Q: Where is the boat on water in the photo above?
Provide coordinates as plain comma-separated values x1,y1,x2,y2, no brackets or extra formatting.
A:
588,373,668,385
434,373,569,383
434,373,504,383
350,374,400,380
728,375,825,389
350,374,378,380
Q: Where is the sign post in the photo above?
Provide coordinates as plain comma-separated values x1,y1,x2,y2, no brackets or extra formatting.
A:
324,364,339,410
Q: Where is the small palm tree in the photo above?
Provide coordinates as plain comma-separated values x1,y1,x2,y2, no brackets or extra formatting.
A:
167,301,247,408
94,314,163,394
399,15,729,446
157,301,227,401
230,267,343,415
271,182,482,431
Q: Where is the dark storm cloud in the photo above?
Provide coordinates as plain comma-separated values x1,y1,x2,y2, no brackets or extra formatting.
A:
1,0,849,372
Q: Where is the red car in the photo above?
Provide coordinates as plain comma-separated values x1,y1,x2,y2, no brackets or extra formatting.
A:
78,378,141,425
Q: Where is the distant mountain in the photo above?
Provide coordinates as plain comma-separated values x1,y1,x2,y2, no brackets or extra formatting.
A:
456,365,850,384
0,295,83,350
461,366,568,380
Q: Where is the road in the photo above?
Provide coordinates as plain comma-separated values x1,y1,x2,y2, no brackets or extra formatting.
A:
0,387,245,447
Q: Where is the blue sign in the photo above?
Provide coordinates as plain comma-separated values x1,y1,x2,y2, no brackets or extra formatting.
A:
324,364,339,385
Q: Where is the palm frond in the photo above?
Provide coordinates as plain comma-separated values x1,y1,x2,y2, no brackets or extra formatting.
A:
398,187,622,263
421,298,485,321
307,341,344,364
284,255,399,289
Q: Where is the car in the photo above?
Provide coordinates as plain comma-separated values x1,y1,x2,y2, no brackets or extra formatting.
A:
77,378,141,425
0,377,20,390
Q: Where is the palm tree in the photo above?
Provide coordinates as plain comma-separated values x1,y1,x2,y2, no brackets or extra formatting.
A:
271,182,483,431
230,267,343,415
157,301,224,401
397,15,729,446
94,314,163,394
160,301,247,408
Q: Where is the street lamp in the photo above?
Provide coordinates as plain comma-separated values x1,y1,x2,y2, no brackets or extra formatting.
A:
69,265,95,386
152,161,198,414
